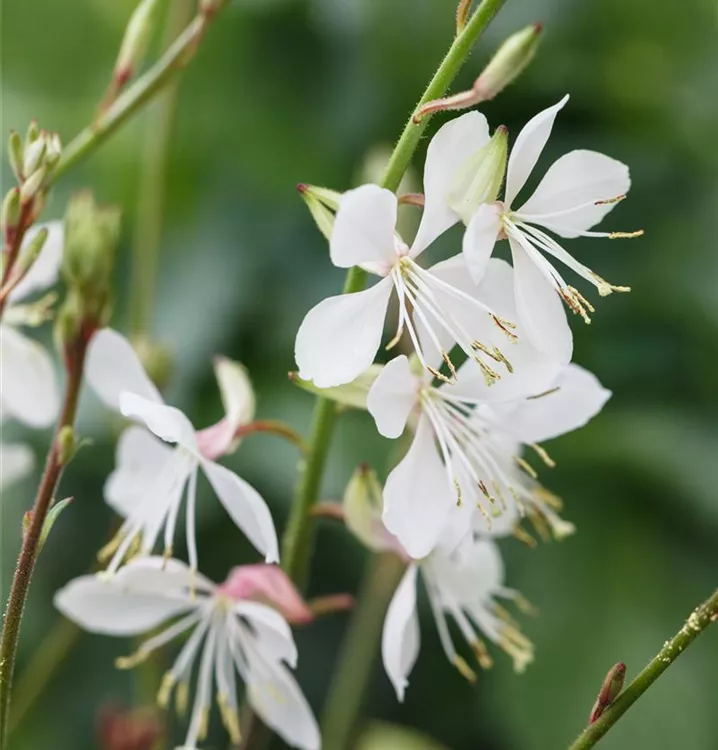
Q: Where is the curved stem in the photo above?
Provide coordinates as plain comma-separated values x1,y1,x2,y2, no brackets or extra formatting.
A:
48,0,229,188
320,554,406,749
0,334,90,748
130,0,194,338
568,588,718,750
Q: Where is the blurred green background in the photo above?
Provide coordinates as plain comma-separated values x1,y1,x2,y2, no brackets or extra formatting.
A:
2,0,717,748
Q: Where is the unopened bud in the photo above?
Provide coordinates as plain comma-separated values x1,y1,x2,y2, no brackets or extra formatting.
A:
57,191,121,343
25,120,40,146
115,0,163,87
2,227,49,296
297,183,340,240
589,662,626,724
57,425,76,465
44,132,63,170
19,165,47,204
8,131,24,181
447,125,508,224
1,189,21,233
23,136,47,176
475,24,542,101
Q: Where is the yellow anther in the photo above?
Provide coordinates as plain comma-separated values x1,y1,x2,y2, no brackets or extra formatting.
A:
157,672,176,708
491,314,518,342
531,443,555,469
218,693,242,744
512,524,538,548
533,486,563,510
453,655,478,683
609,229,643,239
527,510,551,542
594,194,626,206
96,530,124,563
442,351,458,381
176,681,190,716
513,592,539,617
472,638,494,670
515,457,538,480
492,481,508,511
454,477,463,507
197,707,210,741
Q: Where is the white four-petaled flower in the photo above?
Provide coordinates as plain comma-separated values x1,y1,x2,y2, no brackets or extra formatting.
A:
0,222,63,428
54,558,320,750
85,328,278,572
295,184,515,389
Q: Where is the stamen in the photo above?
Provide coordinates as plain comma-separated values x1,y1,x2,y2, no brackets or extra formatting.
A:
499,625,534,674
454,477,463,507
533,486,563,510
513,593,539,617
176,681,190,716
531,443,555,469
609,230,643,239
218,693,242,743
453,655,478,683
491,314,518,342
515,457,538,480
442,351,458,381
472,639,494,669
115,650,151,669
560,286,592,323
492,481,508,511
527,386,560,400
197,708,210,741
478,480,496,505
527,510,552,542
595,194,626,205
157,672,176,708
590,272,631,296
512,524,538,548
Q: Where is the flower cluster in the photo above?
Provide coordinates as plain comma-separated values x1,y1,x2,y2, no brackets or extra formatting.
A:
296,96,636,695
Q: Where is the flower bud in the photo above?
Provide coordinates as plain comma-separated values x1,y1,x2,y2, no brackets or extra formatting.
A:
297,183,340,240
474,24,542,102
589,662,626,724
115,0,163,87
19,165,47,205
25,120,40,146
23,136,47,176
447,125,508,224
1,188,21,233
44,132,63,170
56,191,121,344
8,131,24,181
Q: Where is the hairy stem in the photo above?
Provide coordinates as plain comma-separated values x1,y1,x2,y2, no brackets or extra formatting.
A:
568,588,718,750
48,0,229,187
321,554,407,749
0,334,90,747
130,0,194,338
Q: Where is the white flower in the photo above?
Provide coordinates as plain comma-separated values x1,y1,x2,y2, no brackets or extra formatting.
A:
295,183,516,389
0,222,63,428
365,257,610,558
54,558,320,750
86,328,278,572
421,96,638,362
383,536,534,701
0,441,34,492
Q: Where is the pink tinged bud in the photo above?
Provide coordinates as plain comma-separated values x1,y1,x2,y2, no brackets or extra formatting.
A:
589,662,626,724
97,704,163,750
220,564,314,625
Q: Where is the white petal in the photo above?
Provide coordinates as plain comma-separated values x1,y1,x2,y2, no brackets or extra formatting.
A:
518,150,630,237
0,325,59,428
114,556,214,595
330,184,398,270
214,357,255,428
0,443,34,490
412,111,490,254
246,660,321,750
505,95,569,207
201,459,279,563
295,275,393,388
234,601,297,666
381,565,420,702
461,203,501,284
86,328,162,411
10,222,64,302
105,426,174,516
382,417,454,559
510,238,573,364
465,538,505,598
489,363,611,443
120,392,197,450
54,572,194,636
366,355,418,438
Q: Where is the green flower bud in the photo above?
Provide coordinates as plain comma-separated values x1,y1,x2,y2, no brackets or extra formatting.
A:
1,188,21,233
8,131,24,181
23,136,47,176
19,165,47,204
475,24,542,101
25,120,40,146
115,0,163,86
447,125,508,224
297,183,341,240
57,192,121,344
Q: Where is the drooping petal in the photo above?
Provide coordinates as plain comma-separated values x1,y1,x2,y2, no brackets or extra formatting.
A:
412,111,490,255
381,564,420,702
54,572,195,636
86,328,162,411
517,150,631,237
488,363,611,443
0,443,34,490
366,355,419,439
382,417,454,559
245,658,321,750
104,426,174,516
295,275,394,388
0,325,59,428
201,459,279,563
330,184,399,271
234,600,298,666
505,95,569,207
120,392,197,451
510,238,573,364
10,221,64,302
461,202,501,284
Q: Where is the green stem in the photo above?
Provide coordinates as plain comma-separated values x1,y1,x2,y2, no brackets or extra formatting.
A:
48,0,229,188
568,588,718,750
0,333,90,748
280,0,508,585
130,0,194,338
321,554,407,749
